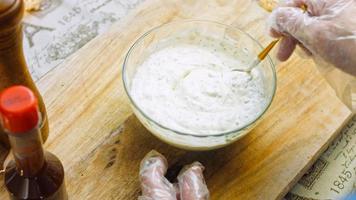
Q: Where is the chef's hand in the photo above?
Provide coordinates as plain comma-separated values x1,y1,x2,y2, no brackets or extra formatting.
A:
138,151,177,200
177,162,210,200
268,0,356,76
138,150,210,200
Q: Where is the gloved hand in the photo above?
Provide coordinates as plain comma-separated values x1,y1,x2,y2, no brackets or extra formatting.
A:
138,150,210,200
138,151,177,200
268,0,356,76
177,162,210,200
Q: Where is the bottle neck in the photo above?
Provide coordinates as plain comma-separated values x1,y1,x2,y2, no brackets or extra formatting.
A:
8,127,45,177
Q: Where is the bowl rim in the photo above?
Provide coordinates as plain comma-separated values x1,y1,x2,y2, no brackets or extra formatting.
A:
122,19,277,138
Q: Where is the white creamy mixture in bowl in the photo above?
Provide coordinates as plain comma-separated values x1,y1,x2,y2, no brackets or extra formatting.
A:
123,21,276,150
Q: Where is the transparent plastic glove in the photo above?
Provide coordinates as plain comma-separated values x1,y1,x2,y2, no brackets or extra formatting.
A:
268,0,356,111
138,151,210,200
268,0,356,75
139,150,177,200
178,162,210,200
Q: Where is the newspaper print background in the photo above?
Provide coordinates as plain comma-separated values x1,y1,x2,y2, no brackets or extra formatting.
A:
23,0,145,80
286,116,356,200
23,0,355,199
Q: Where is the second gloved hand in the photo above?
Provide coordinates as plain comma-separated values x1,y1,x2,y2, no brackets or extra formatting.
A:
139,150,210,200
268,0,356,76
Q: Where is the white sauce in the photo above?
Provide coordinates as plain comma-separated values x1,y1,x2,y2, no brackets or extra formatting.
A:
130,38,267,135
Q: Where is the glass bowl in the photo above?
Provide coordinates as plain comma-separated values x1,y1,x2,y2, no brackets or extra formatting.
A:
123,20,276,151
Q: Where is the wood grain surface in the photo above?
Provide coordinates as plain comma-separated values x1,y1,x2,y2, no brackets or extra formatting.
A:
0,0,352,199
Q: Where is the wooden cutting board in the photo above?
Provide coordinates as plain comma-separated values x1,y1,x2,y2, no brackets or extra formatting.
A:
0,0,352,199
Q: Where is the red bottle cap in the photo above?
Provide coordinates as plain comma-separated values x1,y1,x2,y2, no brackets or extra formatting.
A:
0,86,39,134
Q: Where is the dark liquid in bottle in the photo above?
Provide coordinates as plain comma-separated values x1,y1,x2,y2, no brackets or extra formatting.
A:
5,152,67,200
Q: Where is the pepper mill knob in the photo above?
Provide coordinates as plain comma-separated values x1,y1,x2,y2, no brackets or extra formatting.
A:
0,0,23,31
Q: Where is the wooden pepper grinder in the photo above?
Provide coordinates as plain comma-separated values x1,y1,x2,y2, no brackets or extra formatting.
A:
0,0,49,150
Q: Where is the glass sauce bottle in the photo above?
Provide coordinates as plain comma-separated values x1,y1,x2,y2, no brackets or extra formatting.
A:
0,86,67,200
0,0,49,150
